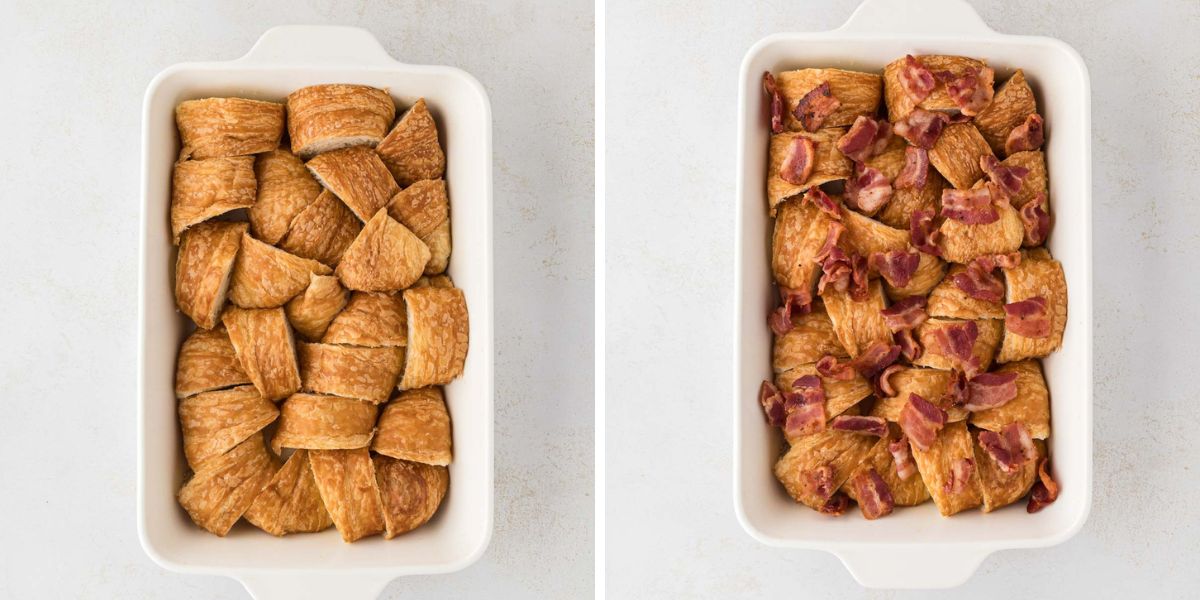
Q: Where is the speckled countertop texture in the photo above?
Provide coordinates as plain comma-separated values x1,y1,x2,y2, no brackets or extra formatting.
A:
606,0,1199,596
0,0,593,598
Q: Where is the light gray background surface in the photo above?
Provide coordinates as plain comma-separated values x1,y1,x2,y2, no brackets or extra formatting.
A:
607,0,1199,597
0,1,593,598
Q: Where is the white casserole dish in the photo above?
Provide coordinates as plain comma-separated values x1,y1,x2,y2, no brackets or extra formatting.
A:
137,26,494,599
732,0,1092,588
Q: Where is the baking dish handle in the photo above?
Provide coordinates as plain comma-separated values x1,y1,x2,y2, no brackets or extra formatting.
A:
839,0,999,37
236,25,398,67
835,546,990,589
237,571,394,600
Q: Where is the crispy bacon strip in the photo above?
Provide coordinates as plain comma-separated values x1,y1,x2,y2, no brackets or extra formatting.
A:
889,434,918,481
869,249,920,289
846,162,894,213
1026,457,1060,513
1020,192,1051,246
942,187,999,224
944,66,995,116
899,392,947,452
816,354,856,381
962,371,1019,411
830,415,888,437
944,369,969,407
784,375,827,438
981,155,1029,198
876,363,905,397
763,72,785,134
837,116,892,162
814,221,847,264
793,81,842,132
759,380,786,426
931,321,980,376
893,108,949,149
817,246,852,295
952,257,1005,303
880,296,928,332
1004,296,1052,338
820,491,850,516
808,464,837,501
909,210,942,256
849,252,870,302
1005,113,1045,155
803,187,842,220
979,422,1036,473
896,328,922,362
852,341,901,379
779,136,815,185
894,146,929,190
768,286,813,336
853,468,895,520
944,457,976,495
899,55,936,103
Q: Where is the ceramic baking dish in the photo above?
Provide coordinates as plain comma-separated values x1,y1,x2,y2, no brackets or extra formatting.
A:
732,0,1092,588
137,26,493,599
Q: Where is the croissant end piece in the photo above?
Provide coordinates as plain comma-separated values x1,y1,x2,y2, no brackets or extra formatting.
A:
375,98,446,187
373,455,449,538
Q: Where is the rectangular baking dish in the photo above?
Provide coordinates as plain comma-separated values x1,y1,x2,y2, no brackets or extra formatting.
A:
732,0,1092,588
137,26,493,599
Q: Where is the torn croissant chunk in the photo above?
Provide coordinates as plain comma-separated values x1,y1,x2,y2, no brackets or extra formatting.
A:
244,449,334,536
175,325,251,398
170,156,256,243
373,455,449,539
309,448,387,543
249,148,323,245
175,221,247,329
222,306,302,403
284,273,349,342
375,98,447,187
286,84,395,159
271,393,379,453
178,384,278,469
388,179,452,275
278,190,363,267
176,97,285,160
297,343,404,404
228,233,332,308
306,146,401,223
336,209,431,292
373,387,453,466
322,291,408,348
400,286,470,389
177,433,278,536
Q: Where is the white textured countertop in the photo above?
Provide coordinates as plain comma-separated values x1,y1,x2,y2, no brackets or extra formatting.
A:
0,1,593,598
606,0,1200,596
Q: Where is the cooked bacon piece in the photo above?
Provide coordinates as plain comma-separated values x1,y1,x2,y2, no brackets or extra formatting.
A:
759,380,786,426
893,108,949,149
1020,192,1051,246
804,187,842,220
942,187,999,224
808,464,837,501
1004,296,1052,338
944,457,976,494
853,468,895,520
899,393,947,451
820,491,850,516
931,320,980,375
894,146,929,190
880,295,928,332
814,221,847,263
763,72,785,134
963,371,1019,411
816,354,856,381
846,162,894,213
944,66,995,116
977,252,1021,270
817,246,852,295
1005,113,1045,155
899,55,936,103
979,422,1035,473
952,257,1005,303
944,369,969,407
768,285,813,336
889,434,918,480
779,136,815,185
947,112,974,124
981,155,1030,198
909,210,942,256
869,249,920,289
876,363,905,396
830,415,888,437
896,329,922,362
1027,457,1060,513
784,375,827,438
837,116,892,162
793,81,842,132
852,341,901,379
849,252,870,301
